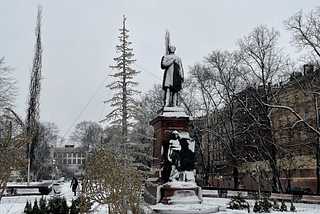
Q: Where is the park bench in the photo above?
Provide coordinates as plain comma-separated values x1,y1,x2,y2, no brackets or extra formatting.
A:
301,195,320,204
6,182,52,196
16,188,41,195
227,190,248,198
270,193,293,201
202,189,219,197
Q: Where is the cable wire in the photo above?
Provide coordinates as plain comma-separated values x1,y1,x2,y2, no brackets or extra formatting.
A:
62,70,112,139
133,62,162,81
64,63,159,139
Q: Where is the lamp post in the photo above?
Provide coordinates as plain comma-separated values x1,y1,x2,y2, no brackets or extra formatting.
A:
52,159,56,181
256,164,261,199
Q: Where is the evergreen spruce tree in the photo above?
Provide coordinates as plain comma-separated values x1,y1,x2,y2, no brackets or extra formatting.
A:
290,201,296,212
39,196,47,214
280,200,287,211
272,200,280,211
69,198,80,214
32,198,40,214
227,193,249,210
61,197,69,214
24,200,32,214
101,15,140,165
253,200,261,213
47,196,69,214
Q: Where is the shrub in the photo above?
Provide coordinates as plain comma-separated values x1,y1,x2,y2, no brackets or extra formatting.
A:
253,201,261,213
47,196,69,214
39,196,47,214
32,199,40,214
280,200,287,212
260,196,272,212
23,195,92,214
23,200,32,214
272,200,280,211
290,201,296,212
227,193,249,210
253,195,273,213
70,197,80,214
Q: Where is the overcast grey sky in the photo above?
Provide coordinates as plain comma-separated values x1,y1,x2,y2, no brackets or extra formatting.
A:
1,0,319,141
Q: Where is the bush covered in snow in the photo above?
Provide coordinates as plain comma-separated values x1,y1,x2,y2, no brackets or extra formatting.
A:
227,192,249,211
23,196,90,214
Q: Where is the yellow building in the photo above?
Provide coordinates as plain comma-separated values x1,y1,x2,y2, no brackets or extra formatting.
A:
270,65,319,193
209,65,320,193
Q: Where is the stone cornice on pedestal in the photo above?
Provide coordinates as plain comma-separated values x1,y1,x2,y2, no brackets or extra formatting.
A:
150,107,190,126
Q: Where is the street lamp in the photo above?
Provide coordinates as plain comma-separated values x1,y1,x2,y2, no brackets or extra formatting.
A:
256,164,261,199
52,159,56,181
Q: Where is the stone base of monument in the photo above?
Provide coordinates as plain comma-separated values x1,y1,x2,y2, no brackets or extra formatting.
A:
151,181,222,214
160,182,202,204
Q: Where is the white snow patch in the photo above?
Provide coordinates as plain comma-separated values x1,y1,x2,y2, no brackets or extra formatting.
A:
2,181,320,214
165,181,198,188
160,107,190,118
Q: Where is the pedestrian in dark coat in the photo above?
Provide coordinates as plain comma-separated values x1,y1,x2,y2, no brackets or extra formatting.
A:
70,177,78,196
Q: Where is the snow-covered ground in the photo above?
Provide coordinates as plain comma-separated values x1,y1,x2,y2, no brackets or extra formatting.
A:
1,181,320,214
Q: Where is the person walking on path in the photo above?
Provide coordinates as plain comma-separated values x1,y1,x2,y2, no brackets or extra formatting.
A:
70,177,78,196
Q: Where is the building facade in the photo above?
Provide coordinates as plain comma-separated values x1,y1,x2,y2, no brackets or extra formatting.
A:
208,65,320,193
49,145,86,179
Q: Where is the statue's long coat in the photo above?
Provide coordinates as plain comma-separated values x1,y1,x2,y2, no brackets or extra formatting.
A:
161,54,184,92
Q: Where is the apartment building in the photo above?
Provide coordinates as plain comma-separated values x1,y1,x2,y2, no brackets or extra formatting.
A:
207,65,320,192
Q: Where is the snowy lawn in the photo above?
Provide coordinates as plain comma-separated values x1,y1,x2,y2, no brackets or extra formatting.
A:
1,182,320,213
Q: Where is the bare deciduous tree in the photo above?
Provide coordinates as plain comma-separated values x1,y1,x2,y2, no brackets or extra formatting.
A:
189,50,245,188
0,58,17,113
284,5,320,66
236,25,289,192
0,109,36,202
81,148,143,214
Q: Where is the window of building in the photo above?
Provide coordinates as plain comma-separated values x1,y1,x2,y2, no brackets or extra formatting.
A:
278,118,282,128
78,159,81,164
305,109,310,120
294,94,299,105
306,130,311,141
68,159,71,164
286,97,290,106
304,92,310,101
297,131,302,141
286,115,291,126
64,152,67,157
73,159,76,164
288,131,293,143
279,133,283,144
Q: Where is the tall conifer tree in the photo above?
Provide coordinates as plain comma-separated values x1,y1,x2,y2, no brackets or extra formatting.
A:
102,15,140,164
26,5,43,184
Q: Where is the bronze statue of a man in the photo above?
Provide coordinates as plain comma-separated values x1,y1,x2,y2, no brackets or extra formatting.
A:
161,45,184,107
